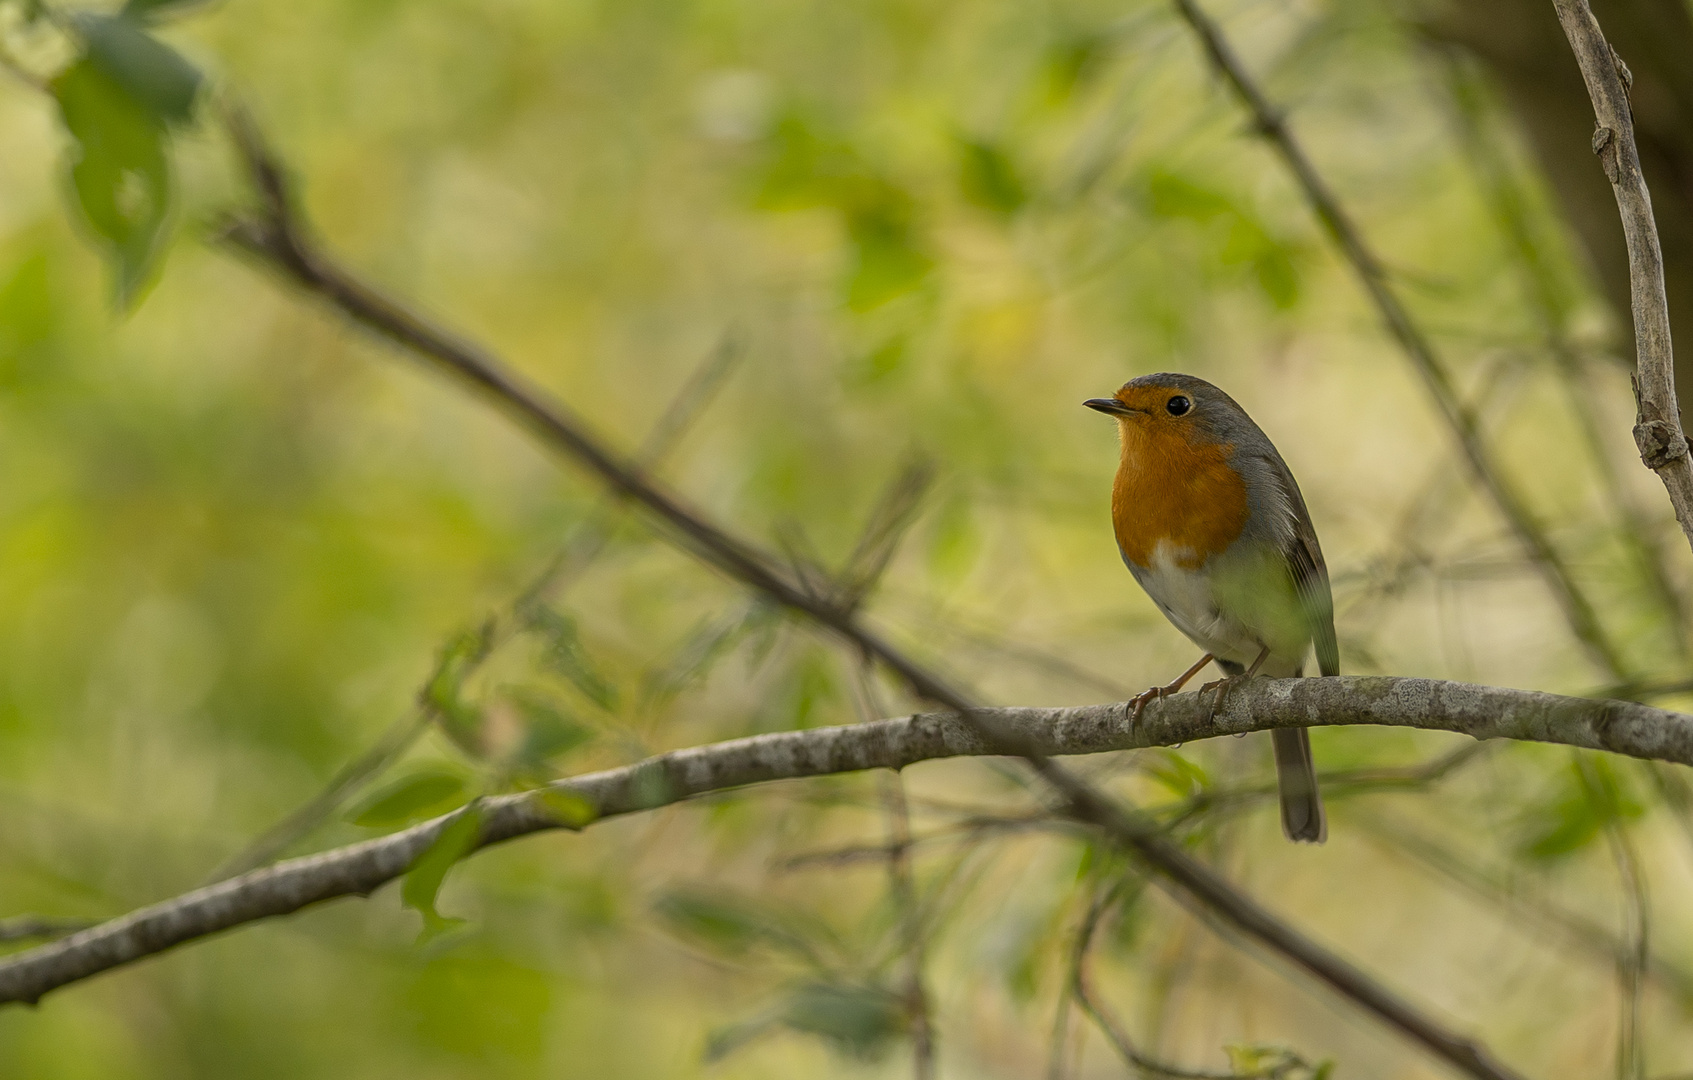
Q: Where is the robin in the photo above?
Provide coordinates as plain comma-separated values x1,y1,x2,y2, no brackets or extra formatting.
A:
1085,373,1334,843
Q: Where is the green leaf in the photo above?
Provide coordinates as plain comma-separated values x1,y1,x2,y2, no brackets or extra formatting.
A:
1042,31,1108,103
402,803,484,943
1519,757,1642,861
75,14,201,126
957,137,1026,217
507,693,595,770
1143,748,1211,798
704,1013,781,1063
51,58,171,306
526,607,619,712
1223,1042,1328,1079
653,889,828,964
778,981,907,1059
1145,169,1235,222
348,768,468,827
532,787,597,829
424,626,491,754
121,0,214,22
843,190,931,311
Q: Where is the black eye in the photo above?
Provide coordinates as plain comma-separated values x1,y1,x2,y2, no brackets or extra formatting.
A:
1165,395,1191,416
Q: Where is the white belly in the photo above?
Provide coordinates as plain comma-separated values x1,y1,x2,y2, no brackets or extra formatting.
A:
1129,541,1308,677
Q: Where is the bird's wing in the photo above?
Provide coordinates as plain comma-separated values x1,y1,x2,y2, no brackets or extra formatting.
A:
1262,453,1339,677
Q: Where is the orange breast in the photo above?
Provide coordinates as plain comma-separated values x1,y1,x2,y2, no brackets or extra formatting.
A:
1111,421,1249,570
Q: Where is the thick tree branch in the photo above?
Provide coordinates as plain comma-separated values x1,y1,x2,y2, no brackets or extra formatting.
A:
1168,0,1629,679
201,106,1539,1079
4,675,1689,1025
1550,0,1693,554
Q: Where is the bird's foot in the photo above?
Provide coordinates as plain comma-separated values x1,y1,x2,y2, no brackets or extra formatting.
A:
1199,673,1254,724
1127,683,1175,723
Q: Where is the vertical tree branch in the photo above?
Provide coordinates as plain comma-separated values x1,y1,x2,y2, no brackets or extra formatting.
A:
1168,0,1630,680
1551,0,1693,555
1439,55,1687,650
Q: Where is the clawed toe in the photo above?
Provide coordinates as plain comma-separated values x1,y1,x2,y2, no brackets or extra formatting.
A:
1127,686,1167,723
1200,673,1251,723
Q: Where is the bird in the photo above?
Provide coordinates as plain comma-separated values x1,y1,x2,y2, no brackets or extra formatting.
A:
1085,372,1334,843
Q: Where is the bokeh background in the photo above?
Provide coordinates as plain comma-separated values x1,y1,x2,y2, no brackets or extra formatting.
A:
2,0,1693,1076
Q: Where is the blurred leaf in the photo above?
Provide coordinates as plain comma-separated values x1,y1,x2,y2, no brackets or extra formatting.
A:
654,888,829,966
656,889,781,954
1146,169,1234,222
348,767,467,827
783,649,838,729
407,954,550,1060
75,14,201,126
506,691,595,770
402,803,484,943
1143,748,1211,798
424,625,491,754
122,0,216,22
533,787,597,828
1147,169,1300,308
1253,243,1300,308
1108,882,1148,956
926,492,980,583
704,981,907,1063
1041,30,1109,103
704,1012,782,1062
50,59,172,306
844,190,931,310
753,112,930,308
755,113,859,210
1224,1042,1330,1079
1519,756,1642,861
643,603,770,707
778,980,907,1059
526,606,619,712
847,334,908,386
957,137,1027,217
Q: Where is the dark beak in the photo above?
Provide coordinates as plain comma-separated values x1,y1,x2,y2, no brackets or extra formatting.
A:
1084,397,1138,417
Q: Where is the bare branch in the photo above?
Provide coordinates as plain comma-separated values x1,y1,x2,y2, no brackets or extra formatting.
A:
1167,0,1629,680
1551,0,1693,556
2,674,1688,1028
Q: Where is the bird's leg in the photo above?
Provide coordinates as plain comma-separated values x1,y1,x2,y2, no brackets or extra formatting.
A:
1128,653,1214,722
1199,644,1271,723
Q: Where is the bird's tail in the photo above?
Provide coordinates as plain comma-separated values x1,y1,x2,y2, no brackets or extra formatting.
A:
1271,728,1327,843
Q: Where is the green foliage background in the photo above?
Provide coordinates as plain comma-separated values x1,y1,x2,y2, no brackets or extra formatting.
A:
2,0,1692,1075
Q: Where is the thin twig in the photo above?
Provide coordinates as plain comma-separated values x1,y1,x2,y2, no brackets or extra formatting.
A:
196,105,1535,1079
880,769,934,1080
1167,0,1628,680
1069,881,1239,1080
1577,755,1650,1080
1551,0,1693,557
